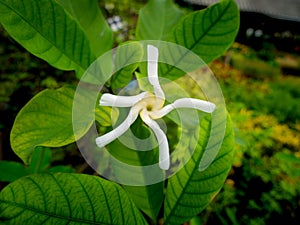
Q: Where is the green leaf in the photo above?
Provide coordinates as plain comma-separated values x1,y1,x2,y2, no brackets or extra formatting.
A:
56,0,113,57
0,173,147,225
107,116,159,167
95,106,117,127
190,216,202,225
111,42,144,90
108,117,164,222
172,0,239,64
164,114,235,224
148,0,239,80
47,165,74,173
0,161,28,182
28,147,52,174
10,86,93,164
124,184,164,222
0,0,95,76
0,149,74,183
136,0,184,40
138,40,207,82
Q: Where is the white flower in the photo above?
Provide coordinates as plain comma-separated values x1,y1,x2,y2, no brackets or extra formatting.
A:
96,45,216,170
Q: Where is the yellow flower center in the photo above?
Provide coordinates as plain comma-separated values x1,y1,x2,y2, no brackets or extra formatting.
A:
140,93,164,111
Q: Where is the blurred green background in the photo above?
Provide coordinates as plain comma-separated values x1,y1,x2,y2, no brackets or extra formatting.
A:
0,1,299,224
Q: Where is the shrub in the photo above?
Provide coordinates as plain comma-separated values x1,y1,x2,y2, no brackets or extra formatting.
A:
230,52,281,79
199,109,300,225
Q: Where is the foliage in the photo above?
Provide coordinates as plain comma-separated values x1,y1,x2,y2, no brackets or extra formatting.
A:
211,61,300,123
0,173,148,224
201,60,300,224
0,0,239,224
206,110,300,225
136,0,183,40
228,42,281,79
0,147,74,183
229,52,281,79
276,52,300,72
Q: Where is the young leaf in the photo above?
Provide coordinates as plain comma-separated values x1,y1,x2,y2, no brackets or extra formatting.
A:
136,0,184,40
95,106,117,127
172,0,239,64
47,165,74,173
0,0,95,77
56,0,113,57
28,147,52,174
164,115,235,224
111,42,144,90
0,173,147,225
10,86,93,164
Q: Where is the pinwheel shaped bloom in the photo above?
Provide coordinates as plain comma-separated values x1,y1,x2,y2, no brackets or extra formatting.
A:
96,45,216,170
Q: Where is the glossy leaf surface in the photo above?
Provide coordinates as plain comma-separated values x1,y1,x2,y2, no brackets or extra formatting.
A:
164,115,235,224
10,86,93,164
108,117,164,221
173,0,239,64
0,0,95,76
0,173,147,225
56,0,113,57
136,0,183,40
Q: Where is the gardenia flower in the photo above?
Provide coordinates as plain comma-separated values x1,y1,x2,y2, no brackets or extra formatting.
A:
96,45,216,170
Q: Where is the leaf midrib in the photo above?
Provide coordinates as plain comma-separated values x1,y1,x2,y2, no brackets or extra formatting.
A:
0,0,88,71
164,126,210,225
188,1,233,52
164,123,232,225
0,199,112,225
164,0,233,77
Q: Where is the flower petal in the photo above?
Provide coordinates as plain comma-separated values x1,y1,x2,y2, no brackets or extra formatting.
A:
95,105,141,147
147,45,159,87
151,98,216,118
147,45,165,105
100,92,148,107
140,110,170,170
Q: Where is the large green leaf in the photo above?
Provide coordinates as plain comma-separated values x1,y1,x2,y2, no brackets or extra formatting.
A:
107,117,164,222
56,0,113,57
172,0,239,64
164,115,235,224
0,0,95,76
155,0,239,80
136,0,183,40
0,173,147,224
10,86,93,164
124,183,164,222
138,0,239,80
